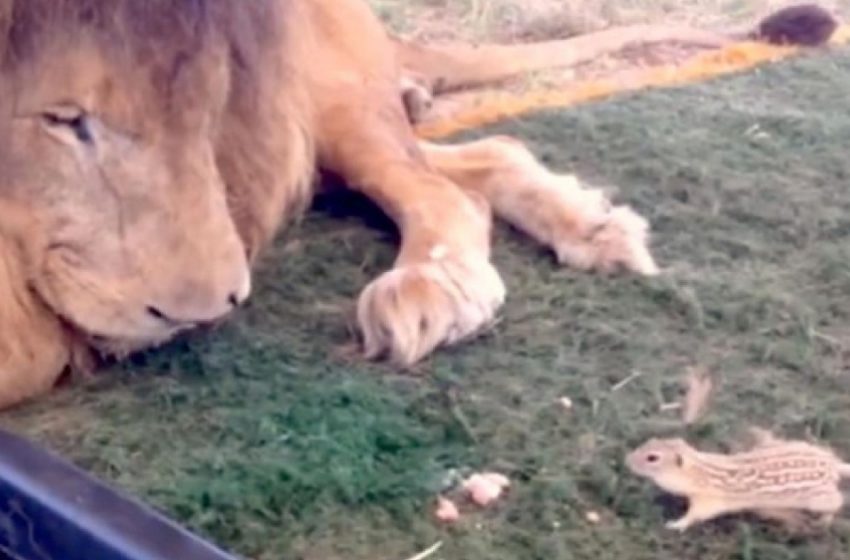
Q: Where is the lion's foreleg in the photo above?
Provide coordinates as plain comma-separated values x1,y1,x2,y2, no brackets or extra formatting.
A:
0,242,71,409
318,114,506,365
420,136,659,276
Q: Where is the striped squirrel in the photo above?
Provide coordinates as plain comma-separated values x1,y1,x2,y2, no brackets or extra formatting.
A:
627,433,850,532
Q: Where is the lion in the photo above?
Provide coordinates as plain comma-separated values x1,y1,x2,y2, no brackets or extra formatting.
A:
0,0,834,409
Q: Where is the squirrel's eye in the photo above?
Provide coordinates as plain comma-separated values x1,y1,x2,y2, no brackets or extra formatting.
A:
646,454,659,463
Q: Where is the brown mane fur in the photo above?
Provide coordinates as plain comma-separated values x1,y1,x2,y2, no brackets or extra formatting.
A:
0,0,314,244
0,0,836,410
1,1,273,131
2,1,277,71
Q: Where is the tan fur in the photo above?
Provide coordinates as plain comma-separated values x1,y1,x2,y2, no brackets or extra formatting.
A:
21,0,826,409
627,436,850,532
396,25,732,95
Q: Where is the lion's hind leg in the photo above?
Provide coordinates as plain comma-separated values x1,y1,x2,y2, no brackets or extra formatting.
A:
420,136,660,276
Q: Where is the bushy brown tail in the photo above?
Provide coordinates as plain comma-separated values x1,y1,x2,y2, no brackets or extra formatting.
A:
398,3,838,94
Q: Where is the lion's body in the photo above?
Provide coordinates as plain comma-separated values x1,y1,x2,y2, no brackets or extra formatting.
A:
0,0,833,409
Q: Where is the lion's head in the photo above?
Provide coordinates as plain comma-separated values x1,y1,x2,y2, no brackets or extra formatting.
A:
0,0,298,357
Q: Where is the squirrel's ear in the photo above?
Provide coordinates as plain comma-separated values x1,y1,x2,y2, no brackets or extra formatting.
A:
675,452,684,468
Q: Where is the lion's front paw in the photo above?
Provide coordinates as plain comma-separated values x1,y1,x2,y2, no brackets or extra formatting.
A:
356,250,506,365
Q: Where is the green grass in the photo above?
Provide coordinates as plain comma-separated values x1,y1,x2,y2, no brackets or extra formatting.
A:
5,47,850,560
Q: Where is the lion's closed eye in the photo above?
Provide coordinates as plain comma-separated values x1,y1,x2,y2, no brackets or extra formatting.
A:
40,104,95,145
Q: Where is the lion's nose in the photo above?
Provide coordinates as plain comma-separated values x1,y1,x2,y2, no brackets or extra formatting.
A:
146,270,252,326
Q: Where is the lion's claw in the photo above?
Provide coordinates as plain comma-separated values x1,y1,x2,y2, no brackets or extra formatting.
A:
356,252,505,365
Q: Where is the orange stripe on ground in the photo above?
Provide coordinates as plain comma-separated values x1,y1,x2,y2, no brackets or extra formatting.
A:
415,25,850,140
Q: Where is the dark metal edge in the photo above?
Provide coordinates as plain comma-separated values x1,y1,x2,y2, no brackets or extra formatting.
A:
0,429,239,560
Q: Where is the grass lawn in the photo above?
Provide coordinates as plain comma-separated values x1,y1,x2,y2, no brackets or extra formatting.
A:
4,45,850,560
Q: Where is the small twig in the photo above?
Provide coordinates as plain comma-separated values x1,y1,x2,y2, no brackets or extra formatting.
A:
611,370,642,392
401,541,443,560
810,328,840,347
659,402,683,412
446,389,479,444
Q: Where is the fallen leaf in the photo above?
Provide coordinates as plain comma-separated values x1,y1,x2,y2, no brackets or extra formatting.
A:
681,366,714,425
